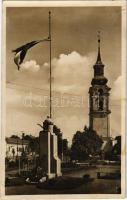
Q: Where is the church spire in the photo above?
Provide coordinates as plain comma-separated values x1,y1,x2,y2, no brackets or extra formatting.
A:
96,31,102,64
92,32,108,85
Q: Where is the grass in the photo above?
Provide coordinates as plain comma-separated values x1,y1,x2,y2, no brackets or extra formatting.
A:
37,175,94,190
5,177,26,187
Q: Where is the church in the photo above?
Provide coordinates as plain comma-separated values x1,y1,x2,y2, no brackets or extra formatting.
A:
89,33,111,141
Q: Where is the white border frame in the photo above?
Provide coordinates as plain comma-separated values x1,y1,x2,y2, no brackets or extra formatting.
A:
1,1,126,199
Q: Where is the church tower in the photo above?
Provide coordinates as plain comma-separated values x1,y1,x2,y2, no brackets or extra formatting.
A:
89,32,111,140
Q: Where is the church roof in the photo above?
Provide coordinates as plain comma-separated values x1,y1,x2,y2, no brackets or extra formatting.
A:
6,137,29,145
91,76,108,85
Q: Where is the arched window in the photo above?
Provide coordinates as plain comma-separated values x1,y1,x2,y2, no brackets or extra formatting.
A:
98,89,104,110
98,89,103,96
99,100,103,110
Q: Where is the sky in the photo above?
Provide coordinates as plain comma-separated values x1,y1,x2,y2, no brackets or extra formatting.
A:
6,6,122,144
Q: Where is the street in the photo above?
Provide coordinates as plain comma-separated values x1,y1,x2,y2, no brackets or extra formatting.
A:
5,165,121,195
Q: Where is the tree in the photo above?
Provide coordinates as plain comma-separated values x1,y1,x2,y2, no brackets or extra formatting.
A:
23,135,39,154
71,126,103,161
107,135,121,161
113,136,121,155
63,139,69,155
53,125,63,159
10,135,20,139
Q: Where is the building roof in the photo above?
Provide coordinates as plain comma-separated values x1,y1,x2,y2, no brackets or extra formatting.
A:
6,137,29,145
101,139,113,153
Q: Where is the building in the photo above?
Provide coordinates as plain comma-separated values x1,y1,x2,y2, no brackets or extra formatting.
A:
89,33,111,140
6,137,29,160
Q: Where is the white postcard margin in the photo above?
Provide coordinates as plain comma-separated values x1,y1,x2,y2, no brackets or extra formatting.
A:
1,1,126,199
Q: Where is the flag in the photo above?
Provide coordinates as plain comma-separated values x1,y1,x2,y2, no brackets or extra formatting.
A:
12,39,49,70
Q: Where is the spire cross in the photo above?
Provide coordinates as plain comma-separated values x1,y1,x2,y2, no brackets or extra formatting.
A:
97,31,100,48
98,31,100,41
96,30,102,64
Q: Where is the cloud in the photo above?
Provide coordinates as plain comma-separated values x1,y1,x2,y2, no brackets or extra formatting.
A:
111,75,122,101
109,75,122,137
43,51,94,94
21,60,40,72
6,51,121,142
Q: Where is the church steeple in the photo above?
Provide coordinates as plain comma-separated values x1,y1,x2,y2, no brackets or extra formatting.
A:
91,31,108,85
96,31,102,65
89,33,111,140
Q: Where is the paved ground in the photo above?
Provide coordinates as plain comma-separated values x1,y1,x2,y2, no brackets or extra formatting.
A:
5,165,121,195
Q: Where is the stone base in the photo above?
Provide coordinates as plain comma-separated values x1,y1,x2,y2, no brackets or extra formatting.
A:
56,172,62,177
47,172,62,179
47,173,56,179
102,136,111,141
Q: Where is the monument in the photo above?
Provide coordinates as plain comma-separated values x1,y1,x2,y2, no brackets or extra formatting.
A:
39,116,62,179
38,12,62,179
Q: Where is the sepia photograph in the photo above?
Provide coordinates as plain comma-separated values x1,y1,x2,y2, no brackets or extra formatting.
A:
1,1,126,198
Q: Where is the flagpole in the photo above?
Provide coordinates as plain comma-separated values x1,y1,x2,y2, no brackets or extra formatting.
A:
49,11,52,119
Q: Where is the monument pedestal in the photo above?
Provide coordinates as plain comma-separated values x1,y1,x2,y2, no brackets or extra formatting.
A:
39,117,62,179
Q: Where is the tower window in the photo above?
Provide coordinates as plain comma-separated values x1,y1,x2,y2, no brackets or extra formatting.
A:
99,100,103,110
98,89,103,95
